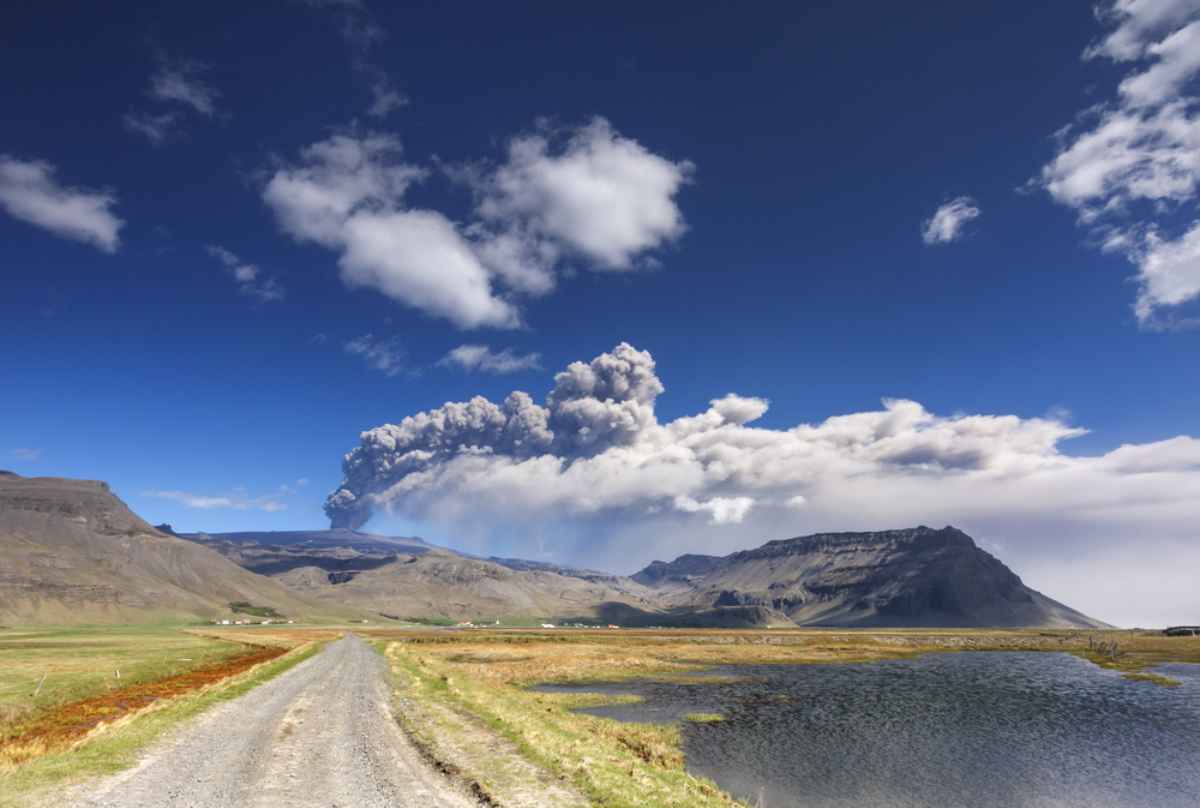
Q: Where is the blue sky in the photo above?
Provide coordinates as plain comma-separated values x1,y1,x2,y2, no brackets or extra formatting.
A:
3,2,1199,624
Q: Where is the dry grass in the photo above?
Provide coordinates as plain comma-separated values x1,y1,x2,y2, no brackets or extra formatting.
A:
363,626,1200,807
0,640,324,808
0,624,342,769
0,627,247,737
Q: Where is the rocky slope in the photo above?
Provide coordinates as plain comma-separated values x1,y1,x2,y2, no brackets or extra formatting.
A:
178,528,664,624
636,526,1108,628
0,472,340,624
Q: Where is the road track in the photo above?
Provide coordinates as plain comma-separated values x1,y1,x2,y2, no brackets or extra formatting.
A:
69,634,479,808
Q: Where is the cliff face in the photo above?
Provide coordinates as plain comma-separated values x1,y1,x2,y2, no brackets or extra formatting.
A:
0,474,336,624
636,526,1108,628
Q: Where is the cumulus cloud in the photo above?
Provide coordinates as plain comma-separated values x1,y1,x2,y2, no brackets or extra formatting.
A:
263,132,517,328
921,196,981,244
143,489,287,512
0,156,123,252
344,333,407,376
439,344,542,374
206,244,285,302
262,121,690,328
1039,1,1200,325
323,342,1200,624
473,118,693,270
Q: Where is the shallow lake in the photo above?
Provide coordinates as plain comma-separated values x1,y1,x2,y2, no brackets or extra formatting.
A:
535,652,1200,808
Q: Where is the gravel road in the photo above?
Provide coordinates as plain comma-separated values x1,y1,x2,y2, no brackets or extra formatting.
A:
68,635,479,808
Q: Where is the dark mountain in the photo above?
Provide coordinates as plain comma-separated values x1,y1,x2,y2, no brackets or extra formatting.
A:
631,554,724,586
636,526,1108,628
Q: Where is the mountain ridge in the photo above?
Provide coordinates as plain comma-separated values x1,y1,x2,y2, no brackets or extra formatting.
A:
636,525,1108,628
1,473,1108,628
0,473,347,624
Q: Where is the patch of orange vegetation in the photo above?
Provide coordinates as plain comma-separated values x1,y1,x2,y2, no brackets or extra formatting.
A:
0,644,286,765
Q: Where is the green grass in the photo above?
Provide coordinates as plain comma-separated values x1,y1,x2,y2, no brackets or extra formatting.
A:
228,602,284,619
683,713,724,724
0,626,247,731
1122,671,1182,687
0,640,321,807
385,642,741,807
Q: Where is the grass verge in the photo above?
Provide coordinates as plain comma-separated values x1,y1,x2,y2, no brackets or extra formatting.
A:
0,640,322,808
382,639,743,808
365,627,1200,806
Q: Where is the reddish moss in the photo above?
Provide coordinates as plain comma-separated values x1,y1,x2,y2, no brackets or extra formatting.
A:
1,644,286,764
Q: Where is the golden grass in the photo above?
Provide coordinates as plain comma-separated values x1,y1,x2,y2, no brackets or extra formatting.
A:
0,626,248,734
0,640,323,808
0,625,340,771
364,626,1200,807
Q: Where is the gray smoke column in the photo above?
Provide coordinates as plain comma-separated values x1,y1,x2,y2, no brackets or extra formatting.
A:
325,342,660,528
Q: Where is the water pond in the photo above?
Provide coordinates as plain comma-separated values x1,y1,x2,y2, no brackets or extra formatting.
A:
534,652,1200,808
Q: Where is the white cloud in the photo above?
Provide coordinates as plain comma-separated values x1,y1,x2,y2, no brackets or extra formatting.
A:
263,133,518,328
344,333,407,376
148,63,220,117
1084,0,1200,62
263,122,690,328
0,156,123,252
439,344,543,374
324,343,1200,625
10,448,42,462
921,196,981,244
673,495,755,525
1131,221,1200,322
122,111,181,146
1040,2,1200,324
125,57,221,145
206,244,285,302
368,76,407,117
143,489,287,512
475,117,693,270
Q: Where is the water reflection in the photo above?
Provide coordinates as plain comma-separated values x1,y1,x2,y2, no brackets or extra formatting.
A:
535,653,1200,808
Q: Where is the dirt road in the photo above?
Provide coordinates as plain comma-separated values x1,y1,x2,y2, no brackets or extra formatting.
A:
68,635,479,808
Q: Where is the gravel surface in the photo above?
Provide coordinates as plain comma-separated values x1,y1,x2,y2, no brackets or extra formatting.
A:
68,635,480,808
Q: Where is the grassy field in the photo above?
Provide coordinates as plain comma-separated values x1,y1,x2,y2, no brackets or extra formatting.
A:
363,626,1200,808
0,626,251,733
2,624,1195,808
0,639,322,808
0,624,344,800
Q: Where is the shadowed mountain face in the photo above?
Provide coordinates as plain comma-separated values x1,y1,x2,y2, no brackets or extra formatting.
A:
0,474,338,625
635,526,1108,628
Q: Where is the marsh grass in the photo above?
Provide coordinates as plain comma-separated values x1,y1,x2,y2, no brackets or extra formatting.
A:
1122,672,1183,687
363,627,1200,806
